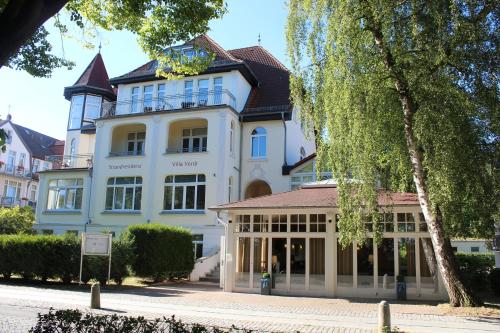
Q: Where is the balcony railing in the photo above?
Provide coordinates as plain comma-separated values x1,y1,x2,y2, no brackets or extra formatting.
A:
109,151,144,157
165,147,208,154
45,154,93,169
102,90,237,118
0,164,32,178
0,196,35,208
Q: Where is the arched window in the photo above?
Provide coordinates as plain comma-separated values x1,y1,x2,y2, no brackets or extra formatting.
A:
70,139,76,156
69,139,76,167
229,121,235,154
251,127,266,158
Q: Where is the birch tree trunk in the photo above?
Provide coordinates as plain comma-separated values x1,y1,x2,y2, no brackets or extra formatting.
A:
369,25,481,307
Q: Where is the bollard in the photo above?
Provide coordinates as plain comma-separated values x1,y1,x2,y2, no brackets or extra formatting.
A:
90,282,101,309
378,300,391,333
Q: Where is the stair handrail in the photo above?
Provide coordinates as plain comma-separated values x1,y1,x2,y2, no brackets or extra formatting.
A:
195,246,220,263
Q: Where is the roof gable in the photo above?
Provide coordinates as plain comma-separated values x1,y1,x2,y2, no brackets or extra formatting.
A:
64,53,115,100
11,123,61,160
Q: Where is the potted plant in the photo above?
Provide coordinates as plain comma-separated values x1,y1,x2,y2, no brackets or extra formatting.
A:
260,272,271,295
396,275,407,300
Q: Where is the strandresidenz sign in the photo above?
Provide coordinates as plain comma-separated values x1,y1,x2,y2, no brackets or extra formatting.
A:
107,161,199,170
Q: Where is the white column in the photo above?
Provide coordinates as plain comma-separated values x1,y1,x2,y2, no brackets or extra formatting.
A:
145,116,161,222
249,236,255,289
353,241,358,288
215,111,227,205
305,235,310,291
286,237,291,290
329,213,337,296
415,237,421,296
224,215,235,292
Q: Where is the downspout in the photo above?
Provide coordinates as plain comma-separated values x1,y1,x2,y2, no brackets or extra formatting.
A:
237,115,243,200
85,165,93,233
282,112,288,166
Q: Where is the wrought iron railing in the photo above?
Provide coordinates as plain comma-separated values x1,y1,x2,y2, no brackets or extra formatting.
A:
45,154,93,169
0,196,34,208
109,151,145,157
101,89,237,117
0,163,32,178
165,146,208,154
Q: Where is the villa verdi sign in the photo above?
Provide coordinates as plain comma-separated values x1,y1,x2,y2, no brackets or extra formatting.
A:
107,161,199,170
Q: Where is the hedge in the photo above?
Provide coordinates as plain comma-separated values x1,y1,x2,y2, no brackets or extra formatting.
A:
456,252,495,292
0,234,131,284
127,224,194,281
30,309,252,333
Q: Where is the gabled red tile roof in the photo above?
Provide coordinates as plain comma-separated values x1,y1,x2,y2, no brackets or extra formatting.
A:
210,186,419,210
228,46,291,113
109,35,292,114
64,53,116,100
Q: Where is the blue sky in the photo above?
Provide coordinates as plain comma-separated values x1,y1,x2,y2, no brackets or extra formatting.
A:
0,0,289,140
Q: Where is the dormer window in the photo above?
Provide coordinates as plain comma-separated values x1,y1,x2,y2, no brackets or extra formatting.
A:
183,48,195,61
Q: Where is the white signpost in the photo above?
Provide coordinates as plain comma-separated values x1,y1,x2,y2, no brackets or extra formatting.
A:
79,233,113,284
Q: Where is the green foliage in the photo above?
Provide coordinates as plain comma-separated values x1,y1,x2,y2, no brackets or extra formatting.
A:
6,26,75,77
30,309,247,333
490,268,500,296
2,0,226,78
127,224,194,281
286,0,498,246
0,206,35,235
0,234,130,284
456,253,495,292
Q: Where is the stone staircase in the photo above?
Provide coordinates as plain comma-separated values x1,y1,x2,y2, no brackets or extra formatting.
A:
199,263,220,284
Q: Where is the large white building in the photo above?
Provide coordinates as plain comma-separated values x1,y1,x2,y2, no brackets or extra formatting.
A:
34,36,315,258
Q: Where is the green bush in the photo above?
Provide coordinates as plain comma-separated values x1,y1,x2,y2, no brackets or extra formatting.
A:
0,206,34,235
127,224,194,281
490,268,500,296
456,253,495,292
30,309,246,333
0,234,131,284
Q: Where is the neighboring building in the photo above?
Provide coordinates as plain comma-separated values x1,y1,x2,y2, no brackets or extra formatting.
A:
34,36,315,261
450,239,491,254
0,115,63,208
211,184,448,301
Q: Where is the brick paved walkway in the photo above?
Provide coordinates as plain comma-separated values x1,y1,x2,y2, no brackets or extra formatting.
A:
0,282,499,332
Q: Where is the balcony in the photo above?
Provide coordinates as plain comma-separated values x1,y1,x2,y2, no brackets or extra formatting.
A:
0,164,31,178
0,196,35,208
45,154,93,169
101,90,236,118
166,119,208,154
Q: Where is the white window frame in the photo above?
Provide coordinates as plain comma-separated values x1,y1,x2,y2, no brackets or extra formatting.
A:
184,81,193,104
68,95,84,129
229,121,234,154
105,177,142,211
6,151,16,173
3,180,21,202
163,174,206,211
157,83,166,110
47,178,83,210
181,128,207,153
228,176,233,203
214,77,223,104
30,184,37,202
127,132,146,156
83,94,102,122
143,85,154,111
131,87,140,113
198,79,209,106
251,127,267,159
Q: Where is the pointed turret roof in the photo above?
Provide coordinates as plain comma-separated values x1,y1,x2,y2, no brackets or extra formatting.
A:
64,53,116,101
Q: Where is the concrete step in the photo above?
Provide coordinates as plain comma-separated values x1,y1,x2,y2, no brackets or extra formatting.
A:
199,276,220,283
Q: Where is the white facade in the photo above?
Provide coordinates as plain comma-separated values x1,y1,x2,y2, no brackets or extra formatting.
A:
0,118,57,208
34,43,316,262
